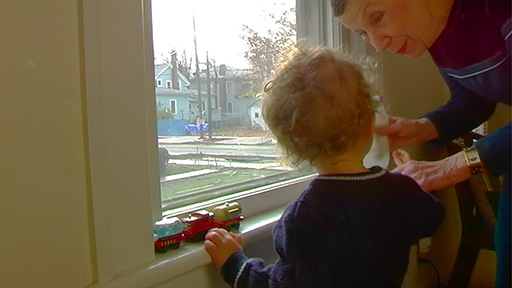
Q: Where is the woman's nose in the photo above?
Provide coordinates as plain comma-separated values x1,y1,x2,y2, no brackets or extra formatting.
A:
367,31,390,53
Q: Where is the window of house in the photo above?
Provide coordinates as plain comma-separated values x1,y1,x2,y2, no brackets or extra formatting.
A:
255,112,259,118
227,101,233,114
169,99,177,114
226,81,233,94
157,79,162,86
166,80,171,88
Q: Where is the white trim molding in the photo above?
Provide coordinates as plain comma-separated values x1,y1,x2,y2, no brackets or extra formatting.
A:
82,0,160,282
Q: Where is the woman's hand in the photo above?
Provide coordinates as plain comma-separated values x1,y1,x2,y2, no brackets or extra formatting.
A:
374,116,439,149
392,149,471,192
204,228,243,270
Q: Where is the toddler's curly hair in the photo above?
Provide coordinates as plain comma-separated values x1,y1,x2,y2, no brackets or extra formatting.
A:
262,46,378,167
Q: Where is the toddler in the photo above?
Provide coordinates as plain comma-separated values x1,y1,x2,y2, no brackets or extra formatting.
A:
204,47,444,287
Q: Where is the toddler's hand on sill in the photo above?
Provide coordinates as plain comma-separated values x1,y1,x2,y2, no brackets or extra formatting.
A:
204,228,243,270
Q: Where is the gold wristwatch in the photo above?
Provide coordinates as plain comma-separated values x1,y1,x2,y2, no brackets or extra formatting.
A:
463,146,485,174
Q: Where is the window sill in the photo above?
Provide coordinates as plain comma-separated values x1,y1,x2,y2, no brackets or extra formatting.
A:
92,206,286,288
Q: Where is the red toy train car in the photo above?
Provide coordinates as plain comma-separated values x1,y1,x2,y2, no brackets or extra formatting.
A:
154,202,244,253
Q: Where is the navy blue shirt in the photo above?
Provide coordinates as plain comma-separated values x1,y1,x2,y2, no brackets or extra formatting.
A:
221,167,444,287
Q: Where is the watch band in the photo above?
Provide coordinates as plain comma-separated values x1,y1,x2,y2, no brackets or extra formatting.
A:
463,146,485,174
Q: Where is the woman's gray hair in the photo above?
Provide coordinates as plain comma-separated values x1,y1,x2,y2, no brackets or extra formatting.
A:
331,0,346,17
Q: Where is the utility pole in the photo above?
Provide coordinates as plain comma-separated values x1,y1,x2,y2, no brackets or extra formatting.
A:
212,59,218,109
193,13,204,139
206,52,213,140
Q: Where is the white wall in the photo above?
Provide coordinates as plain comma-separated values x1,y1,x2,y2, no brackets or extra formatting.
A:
0,1,93,287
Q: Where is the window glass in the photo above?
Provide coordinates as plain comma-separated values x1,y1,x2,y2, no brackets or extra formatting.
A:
170,99,177,114
152,0,314,211
226,81,233,94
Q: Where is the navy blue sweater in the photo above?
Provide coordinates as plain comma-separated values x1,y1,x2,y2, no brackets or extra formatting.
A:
221,167,444,287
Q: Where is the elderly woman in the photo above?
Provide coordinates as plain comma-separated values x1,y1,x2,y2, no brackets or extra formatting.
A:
331,0,511,287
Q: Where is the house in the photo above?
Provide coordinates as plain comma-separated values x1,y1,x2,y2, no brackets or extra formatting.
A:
190,64,258,127
247,96,268,130
155,63,220,125
154,63,191,120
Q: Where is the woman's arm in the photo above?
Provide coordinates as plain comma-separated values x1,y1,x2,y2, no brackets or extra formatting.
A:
424,70,496,147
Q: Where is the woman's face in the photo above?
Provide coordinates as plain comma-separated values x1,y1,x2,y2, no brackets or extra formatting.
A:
339,0,438,58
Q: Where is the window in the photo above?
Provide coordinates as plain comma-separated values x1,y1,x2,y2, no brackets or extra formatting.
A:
166,80,171,88
84,0,342,282
152,0,320,211
255,112,259,118
169,99,177,114
226,81,233,94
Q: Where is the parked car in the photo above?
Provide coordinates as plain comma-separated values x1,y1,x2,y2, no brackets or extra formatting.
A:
158,147,171,175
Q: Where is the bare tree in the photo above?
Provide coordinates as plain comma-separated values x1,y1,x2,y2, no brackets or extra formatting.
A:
239,7,296,98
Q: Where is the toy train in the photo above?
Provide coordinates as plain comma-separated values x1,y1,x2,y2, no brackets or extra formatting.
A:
153,201,244,253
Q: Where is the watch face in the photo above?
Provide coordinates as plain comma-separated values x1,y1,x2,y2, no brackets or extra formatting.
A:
467,149,480,165
465,147,483,174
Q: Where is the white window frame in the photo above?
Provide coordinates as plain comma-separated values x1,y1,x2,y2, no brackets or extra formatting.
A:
169,99,177,114
157,79,162,87
82,0,338,284
166,80,171,88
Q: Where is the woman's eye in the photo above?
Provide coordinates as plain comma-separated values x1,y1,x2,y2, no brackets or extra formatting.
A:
372,12,384,25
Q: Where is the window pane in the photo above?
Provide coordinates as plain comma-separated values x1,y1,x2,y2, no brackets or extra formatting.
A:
152,0,314,211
